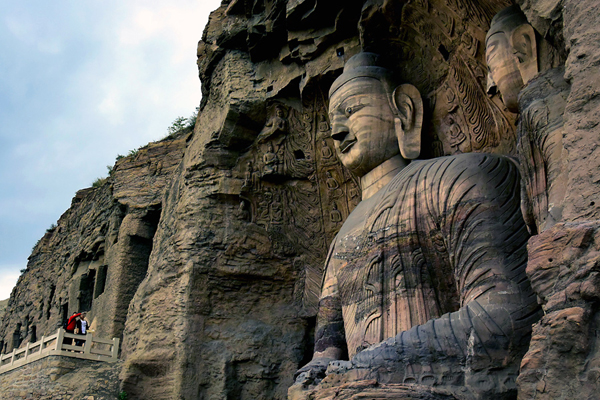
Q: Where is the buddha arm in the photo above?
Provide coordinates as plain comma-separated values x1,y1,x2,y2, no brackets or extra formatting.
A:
312,240,347,361
293,242,346,382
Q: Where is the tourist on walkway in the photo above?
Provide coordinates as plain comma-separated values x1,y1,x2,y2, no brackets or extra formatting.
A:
64,312,81,345
75,312,88,346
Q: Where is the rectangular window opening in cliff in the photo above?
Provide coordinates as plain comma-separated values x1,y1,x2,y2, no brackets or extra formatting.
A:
79,269,96,312
12,323,21,351
46,285,56,320
94,265,108,298
61,302,69,327
29,325,36,343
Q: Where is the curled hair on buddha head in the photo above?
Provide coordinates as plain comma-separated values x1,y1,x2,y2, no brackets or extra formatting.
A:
329,52,398,104
486,4,529,42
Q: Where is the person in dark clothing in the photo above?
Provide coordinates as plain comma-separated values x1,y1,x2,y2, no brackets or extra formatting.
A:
75,313,88,347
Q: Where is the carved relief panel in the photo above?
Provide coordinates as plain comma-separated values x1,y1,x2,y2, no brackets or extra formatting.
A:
234,85,360,315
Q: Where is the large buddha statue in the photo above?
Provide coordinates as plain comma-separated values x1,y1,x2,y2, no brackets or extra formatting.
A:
289,53,541,399
486,5,569,233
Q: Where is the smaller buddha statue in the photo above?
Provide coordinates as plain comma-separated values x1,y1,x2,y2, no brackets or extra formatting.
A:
325,171,339,190
486,5,568,233
256,106,287,143
320,139,333,160
263,143,278,176
329,202,342,223
486,4,539,112
270,194,283,224
235,200,250,221
242,161,254,189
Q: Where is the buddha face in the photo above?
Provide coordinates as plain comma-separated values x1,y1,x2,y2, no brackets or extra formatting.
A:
486,31,524,112
329,78,400,177
486,5,538,113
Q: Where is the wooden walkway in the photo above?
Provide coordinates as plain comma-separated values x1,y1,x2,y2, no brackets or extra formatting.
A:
0,328,119,374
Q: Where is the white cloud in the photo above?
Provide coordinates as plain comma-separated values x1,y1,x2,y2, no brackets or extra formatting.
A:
4,14,64,55
0,271,20,300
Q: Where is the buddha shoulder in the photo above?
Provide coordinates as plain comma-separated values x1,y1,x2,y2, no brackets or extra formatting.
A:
402,153,520,189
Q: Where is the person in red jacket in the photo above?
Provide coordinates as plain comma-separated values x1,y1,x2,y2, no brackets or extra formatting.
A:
66,312,81,333
64,312,81,347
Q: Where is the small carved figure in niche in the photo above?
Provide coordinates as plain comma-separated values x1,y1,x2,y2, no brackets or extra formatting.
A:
485,5,538,112
325,171,339,190
235,200,250,221
445,114,469,154
270,194,283,224
443,84,459,113
256,192,272,228
318,114,329,132
329,202,342,223
242,161,254,190
320,139,333,160
256,106,287,143
277,145,285,170
292,53,539,399
262,143,278,176
431,133,445,157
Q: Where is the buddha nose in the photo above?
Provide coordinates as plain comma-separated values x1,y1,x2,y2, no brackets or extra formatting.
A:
331,115,349,143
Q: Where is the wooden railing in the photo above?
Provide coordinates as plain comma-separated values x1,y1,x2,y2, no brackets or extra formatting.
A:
0,328,119,374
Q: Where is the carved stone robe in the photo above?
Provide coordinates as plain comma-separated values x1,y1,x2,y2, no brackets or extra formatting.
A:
315,153,540,374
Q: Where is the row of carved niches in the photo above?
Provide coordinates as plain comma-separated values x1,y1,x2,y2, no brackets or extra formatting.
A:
234,88,361,312
358,0,519,158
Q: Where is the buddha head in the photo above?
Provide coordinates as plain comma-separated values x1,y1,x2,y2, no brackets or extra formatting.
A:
328,52,423,178
486,5,538,112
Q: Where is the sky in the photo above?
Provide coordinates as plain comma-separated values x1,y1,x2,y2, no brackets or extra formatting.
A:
0,0,222,300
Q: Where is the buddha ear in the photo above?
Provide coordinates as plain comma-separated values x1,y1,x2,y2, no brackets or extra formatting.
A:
510,24,538,84
392,84,423,160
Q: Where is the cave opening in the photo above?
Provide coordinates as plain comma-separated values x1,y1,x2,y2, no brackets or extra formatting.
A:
94,265,108,298
79,269,96,312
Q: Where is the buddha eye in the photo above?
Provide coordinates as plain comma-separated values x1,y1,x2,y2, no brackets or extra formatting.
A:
344,104,364,118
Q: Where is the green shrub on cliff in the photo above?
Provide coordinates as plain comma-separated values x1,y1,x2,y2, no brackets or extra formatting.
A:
92,177,107,188
164,107,199,139
167,116,187,136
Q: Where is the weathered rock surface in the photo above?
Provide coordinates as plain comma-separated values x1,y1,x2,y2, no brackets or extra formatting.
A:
0,299,7,323
290,379,459,400
0,0,599,399
517,222,600,399
0,356,121,400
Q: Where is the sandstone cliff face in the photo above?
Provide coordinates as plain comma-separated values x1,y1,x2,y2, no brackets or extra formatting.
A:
0,300,7,322
0,132,187,353
514,0,600,398
1,0,599,399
